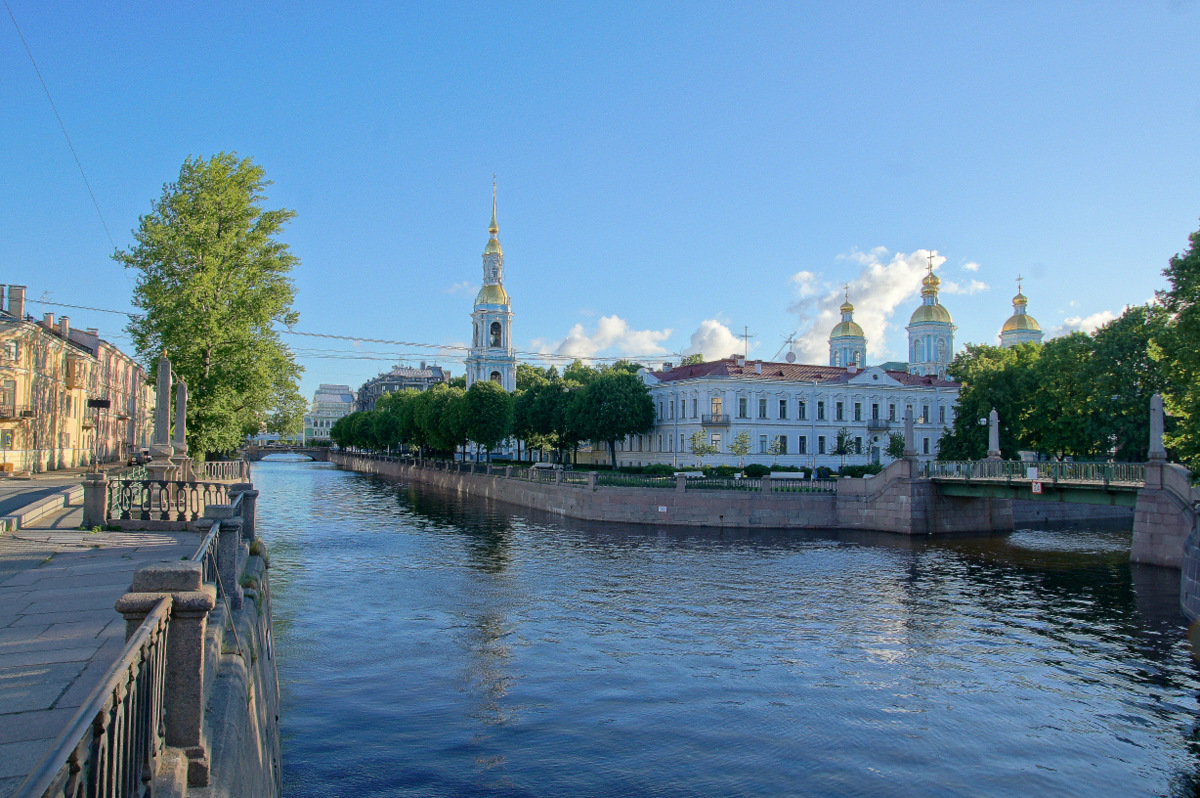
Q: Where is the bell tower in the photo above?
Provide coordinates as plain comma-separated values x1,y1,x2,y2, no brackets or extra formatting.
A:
464,179,516,392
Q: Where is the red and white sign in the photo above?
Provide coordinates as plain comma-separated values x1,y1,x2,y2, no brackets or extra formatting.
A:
1031,481,1043,494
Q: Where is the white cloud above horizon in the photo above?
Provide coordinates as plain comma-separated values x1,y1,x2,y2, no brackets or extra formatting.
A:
533,315,673,361
1048,309,1118,339
786,248,945,364
682,319,753,361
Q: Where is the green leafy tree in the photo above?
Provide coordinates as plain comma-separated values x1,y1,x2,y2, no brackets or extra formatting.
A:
116,153,303,456
886,432,907,460
689,430,719,466
728,430,752,470
1158,222,1200,469
568,371,655,467
766,436,782,465
465,381,514,460
562,359,599,386
833,427,855,468
679,353,704,366
938,343,1039,460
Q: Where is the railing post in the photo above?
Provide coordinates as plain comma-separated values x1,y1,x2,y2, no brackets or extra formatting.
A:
676,474,687,492
203,504,243,609
588,472,598,491
83,471,107,528
761,473,771,493
115,562,216,787
229,483,259,542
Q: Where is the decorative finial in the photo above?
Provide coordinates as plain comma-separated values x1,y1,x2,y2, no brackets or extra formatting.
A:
1017,274,1023,293
927,251,935,275
844,284,850,302
489,176,498,235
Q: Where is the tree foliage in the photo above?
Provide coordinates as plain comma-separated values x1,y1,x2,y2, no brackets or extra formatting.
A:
465,381,514,457
689,430,718,465
116,153,303,455
1159,222,1200,469
568,371,655,467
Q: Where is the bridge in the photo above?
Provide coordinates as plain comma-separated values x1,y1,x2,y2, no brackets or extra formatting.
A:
925,460,1145,506
242,444,332,462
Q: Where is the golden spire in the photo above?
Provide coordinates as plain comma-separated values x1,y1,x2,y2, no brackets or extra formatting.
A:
489,174,498,235
840,284,854,313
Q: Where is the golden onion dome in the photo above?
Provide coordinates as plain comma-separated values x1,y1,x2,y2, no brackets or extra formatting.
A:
483,238,503,257
909,303,954,325
1001,311,1041,333
830,320,865,339
922,271,941,292
840,299,855,314
1012,290,1028,307
475,283,510,305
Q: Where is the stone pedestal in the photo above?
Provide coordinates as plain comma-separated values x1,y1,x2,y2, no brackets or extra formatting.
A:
229,484,259,541
82,472,107,528
115,562,216,787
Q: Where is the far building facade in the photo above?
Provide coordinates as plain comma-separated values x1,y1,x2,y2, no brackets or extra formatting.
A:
464,184,516,392
355,364,447,412
303,383,356,442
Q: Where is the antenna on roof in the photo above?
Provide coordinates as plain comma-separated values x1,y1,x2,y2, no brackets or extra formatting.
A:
772,332,797,361
741,326,756,358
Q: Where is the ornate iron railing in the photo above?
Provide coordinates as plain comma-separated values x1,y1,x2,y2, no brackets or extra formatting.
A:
14,597,170,798
925,460,1146,486
595,473,676,489
200,460,250,482
107,480,231,522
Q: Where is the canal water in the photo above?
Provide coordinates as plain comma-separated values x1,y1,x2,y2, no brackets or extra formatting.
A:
257,457,1200,797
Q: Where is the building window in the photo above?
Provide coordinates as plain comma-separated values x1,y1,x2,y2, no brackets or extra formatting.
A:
798,435,807,454
923,405,930,424
490,371,501,383
711,433,721,450
692,398,697,418
680,433,685,451
923,438,930,455
798,401,806,420
778,399,787,419
817,401,825,421
658,434,662,451
777,435,788,455
939,406,946,424
0,430,12,449
489,322,502,347
658,401,663,419
854,436,862,453
738,397,748,418
758,398,767,419
818,436,826,454
835,401,844,421
888,403,896,422
854,402,862,422
871,403,879,420
711,397,723,417
759,435,768,454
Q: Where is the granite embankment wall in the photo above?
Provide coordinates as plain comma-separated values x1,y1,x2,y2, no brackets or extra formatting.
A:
330,453,1012,535
1012,499,1134,526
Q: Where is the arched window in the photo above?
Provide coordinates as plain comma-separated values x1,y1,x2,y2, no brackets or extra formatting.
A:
490,322,502,348
490,371,501,383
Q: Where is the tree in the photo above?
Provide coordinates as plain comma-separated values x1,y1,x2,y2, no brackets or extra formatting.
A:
886,432,907,460
766,436,782,465
568,371,655,467
1158,221,1200,469
938,343,1039,460
679,353,704,366
728,430,752,470
833,427,855,468
116,153,303,456
689,430,719,466
464,381,513,460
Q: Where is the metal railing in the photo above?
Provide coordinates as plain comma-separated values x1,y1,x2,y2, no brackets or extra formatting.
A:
107,480,231,522
594,472,676,489
14,597,171,798
925,460,1146,486
200,460,250,482
700,413,730,425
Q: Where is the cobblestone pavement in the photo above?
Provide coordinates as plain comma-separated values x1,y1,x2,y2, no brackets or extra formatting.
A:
0,499,199,796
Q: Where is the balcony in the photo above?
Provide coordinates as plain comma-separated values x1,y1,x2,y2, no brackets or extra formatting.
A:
867,419,891,432
0,405,33,421
700,413,730,426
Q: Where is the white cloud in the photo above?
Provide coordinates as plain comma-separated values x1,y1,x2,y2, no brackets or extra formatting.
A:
961,261,981,272
683,320,751,361
444,281,473,295
536,315,672,360
1049,310,1118,339
787,248,942,363
790,270,819,298
941,278,989,295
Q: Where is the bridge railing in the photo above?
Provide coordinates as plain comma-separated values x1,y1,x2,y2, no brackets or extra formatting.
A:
926,460,1145,486
200,459,250,482
107,480,233,523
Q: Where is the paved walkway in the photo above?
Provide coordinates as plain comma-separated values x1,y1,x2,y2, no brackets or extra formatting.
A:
0,489,199,796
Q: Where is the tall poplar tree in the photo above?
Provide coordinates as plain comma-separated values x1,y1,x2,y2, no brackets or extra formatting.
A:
116,153,304,456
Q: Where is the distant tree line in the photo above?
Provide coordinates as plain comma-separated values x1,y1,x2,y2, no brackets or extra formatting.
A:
329,360,654,466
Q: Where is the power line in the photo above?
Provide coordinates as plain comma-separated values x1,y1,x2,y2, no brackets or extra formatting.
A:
4,0,116,251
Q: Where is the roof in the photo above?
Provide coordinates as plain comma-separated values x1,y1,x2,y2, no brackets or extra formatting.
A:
909,302,954,325
475,283,509,305
651,358,958,388
1001,312,1041,333
829,320,865,339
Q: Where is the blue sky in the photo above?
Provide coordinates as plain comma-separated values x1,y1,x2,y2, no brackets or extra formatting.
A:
2,1,1198,400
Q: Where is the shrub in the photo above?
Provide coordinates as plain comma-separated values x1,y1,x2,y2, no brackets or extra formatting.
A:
743,463,770,478
815,466,834,479
643,464,676,476
839,464,883,478
710,465,738,477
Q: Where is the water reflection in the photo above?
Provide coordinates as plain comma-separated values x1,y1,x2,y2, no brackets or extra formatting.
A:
255,460,1200,798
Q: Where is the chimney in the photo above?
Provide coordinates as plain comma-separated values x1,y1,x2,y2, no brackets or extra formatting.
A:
59,316,69,339
8,286,25,320
755,362,762,374
737,356,746,368
43,313,54,329
847,362,858,375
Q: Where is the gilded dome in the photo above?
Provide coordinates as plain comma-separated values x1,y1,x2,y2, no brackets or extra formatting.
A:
475,283,510,305
483,238,503,257
909,303,954,325
830,320,865,339
1001,311,1041,333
